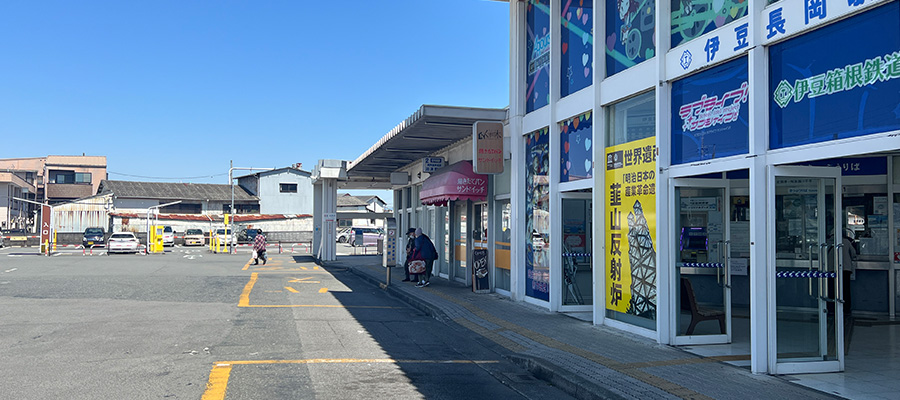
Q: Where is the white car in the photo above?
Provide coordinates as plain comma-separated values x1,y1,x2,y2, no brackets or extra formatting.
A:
108,232,140,254
163,226,175,247
215,228,236,246
183,229,205,246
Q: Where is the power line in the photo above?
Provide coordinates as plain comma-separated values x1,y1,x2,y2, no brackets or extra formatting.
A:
108,171,229,180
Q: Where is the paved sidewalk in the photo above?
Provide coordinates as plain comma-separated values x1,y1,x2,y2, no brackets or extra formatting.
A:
326,255,840,400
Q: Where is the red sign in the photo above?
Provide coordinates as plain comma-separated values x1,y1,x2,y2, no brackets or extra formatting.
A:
40,204,51,245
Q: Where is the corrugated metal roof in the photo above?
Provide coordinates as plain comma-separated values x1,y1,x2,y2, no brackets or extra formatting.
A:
343,105,507,188
109,212,310,221
99,180,257,201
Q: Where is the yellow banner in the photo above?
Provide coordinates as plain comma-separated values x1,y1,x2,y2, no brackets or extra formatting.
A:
604,136,657,317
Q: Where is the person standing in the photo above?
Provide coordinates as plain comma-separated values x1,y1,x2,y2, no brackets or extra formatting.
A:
402,227,417,282
840,231,857,316
252,229,267,265
414,228,437,287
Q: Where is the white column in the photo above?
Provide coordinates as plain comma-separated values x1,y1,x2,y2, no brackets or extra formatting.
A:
655,0,673,344
747,0,770,374
509,0,525,302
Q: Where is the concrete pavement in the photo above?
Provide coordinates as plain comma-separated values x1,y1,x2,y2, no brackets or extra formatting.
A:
330,255,841,400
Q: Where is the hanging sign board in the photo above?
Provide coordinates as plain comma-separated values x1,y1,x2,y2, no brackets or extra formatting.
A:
472,248,490,293
423,157,445,174
473,121,504,174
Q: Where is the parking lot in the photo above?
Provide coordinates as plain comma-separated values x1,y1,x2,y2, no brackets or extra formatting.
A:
0,245,567,399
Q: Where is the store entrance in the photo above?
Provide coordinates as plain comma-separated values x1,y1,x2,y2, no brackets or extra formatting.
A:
452,202,468,284
560,194,592,310
670,173,752,365
673,179,732,345
769,166,844,374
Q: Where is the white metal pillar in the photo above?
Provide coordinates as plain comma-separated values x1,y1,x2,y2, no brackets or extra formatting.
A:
312,160,347,262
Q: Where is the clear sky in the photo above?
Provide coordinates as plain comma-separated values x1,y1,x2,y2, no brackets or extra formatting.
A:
0,1,510,207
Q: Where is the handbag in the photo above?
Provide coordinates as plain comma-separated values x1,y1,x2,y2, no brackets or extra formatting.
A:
251,250,258,259
408,259,426,274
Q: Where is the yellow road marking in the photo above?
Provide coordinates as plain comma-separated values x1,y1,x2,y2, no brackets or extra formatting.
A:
239,272,394,308
238,273,258,307
284,286,299,293
220,358,498,365
240,304,401,309
201,358,498,399
200,363,232,400
318,288,328,293
313,266,319,270
288,277,314,282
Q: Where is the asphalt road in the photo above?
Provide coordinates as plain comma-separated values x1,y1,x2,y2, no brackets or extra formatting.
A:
0,246,571,399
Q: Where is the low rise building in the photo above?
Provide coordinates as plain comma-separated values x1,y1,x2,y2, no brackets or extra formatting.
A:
236,165,313,215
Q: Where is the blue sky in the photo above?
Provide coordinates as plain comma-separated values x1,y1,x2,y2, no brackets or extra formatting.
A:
0,1,510,206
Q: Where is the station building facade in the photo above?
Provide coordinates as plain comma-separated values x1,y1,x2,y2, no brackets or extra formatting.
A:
504,0,900,375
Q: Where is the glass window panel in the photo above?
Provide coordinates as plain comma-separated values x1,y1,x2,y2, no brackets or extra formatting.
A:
606,0,656,77
606,91,655,147
670,0,748,48
604,93,658,329
494,200,512,292
559,111,594,183
671,57,749,164
525,127,550,301
769,2,900,149
560,0,593,97
526,0,551,113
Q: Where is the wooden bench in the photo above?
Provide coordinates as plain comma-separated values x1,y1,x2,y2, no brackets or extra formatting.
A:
681,277,726,335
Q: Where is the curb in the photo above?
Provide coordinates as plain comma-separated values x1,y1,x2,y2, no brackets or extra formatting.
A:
343,264,451,323
342,263,614,400
507,354,627,400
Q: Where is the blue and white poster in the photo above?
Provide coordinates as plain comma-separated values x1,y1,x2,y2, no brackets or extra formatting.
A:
606,0,656,77
671,57,749,165
561,0,593,97
526,0,551,113
769,2,900,149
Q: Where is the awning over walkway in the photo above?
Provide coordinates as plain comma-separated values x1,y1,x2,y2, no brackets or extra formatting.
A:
419,160,487,206
341,105,507,190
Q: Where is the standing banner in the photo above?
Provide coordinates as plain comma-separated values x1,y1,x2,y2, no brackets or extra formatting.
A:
605,136,657,319
472,248,490,293
40,204,51,251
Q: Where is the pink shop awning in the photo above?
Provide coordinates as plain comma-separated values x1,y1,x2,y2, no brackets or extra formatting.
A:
419,160,488,206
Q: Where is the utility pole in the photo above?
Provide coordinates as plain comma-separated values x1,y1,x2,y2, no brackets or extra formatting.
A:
228,162,274,254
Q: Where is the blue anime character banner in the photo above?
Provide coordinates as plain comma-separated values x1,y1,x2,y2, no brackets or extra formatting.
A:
671,57,749,164
559,111,593,182
606,0,656,77
671,0,748,48
769,1,900,149
525,128,550,301
527,0,551,113
561,0,593,97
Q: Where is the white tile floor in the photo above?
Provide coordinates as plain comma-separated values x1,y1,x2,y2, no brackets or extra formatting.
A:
679,311,900,399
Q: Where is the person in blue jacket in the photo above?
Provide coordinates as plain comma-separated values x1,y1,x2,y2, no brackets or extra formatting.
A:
414,227,437,287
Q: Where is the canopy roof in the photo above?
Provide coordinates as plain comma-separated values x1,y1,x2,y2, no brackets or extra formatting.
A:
341,105,506,189
419,160,487,206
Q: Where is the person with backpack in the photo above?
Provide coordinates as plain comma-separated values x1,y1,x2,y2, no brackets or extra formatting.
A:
413,228,437,287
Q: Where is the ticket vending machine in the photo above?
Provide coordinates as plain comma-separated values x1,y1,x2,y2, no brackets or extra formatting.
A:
149,225,165,254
